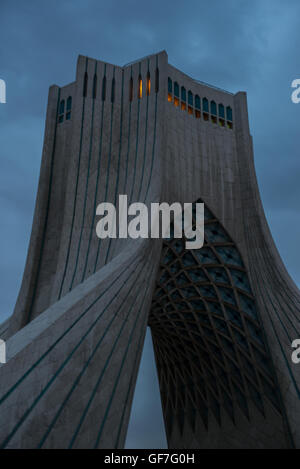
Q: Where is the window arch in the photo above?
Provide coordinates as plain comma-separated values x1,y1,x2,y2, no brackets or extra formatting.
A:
218,103,225,127
168,77,172,102
203,97,209,112
146,71,151,96
83,72,88,97
188,91,193,115
66,96,72,120
218,103,225,118
174,82,179,107
203,97,209,121
129,76,133,102
174,82,179,97
211,100,217,115
195,94,201,119
138,74,142,99
111,77,115,103
102,76,106,101
181,86,186,101
181,86,186,111
226,106,233,129
155,67,159,93
58,99,65,123
211,100,217,124
59,99,65,115
93,74,97,99
226,106,233,121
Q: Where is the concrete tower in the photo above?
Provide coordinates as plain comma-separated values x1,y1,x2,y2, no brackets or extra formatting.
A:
0,51,299,448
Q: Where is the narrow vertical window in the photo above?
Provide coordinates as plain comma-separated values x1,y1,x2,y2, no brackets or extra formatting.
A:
226,106,233,121
188,90,193,115
59,99,65,115
155,67,159,93
181,86,186,111
168,77,172,102
138,74,142,99
93,74,97,99
102,76,106,101
226,106,233,129
146,71,151,96
111,77,115,103
83,72,88,97
195,95,201,118
203,97,209,121
58,99,65,123
174,81,179,107
66,96,72,120
218,103,225,127
129,76,133,102
211,100,217,124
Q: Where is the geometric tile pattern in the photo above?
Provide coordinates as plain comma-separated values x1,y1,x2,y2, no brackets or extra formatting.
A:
149,200,283,436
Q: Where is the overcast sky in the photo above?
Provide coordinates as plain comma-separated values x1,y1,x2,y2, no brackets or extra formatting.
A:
0,0,299,448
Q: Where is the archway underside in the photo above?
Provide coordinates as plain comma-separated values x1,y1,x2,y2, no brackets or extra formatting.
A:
148,201,284,447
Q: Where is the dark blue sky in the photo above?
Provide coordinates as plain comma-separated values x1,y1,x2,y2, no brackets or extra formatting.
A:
0,0,299,448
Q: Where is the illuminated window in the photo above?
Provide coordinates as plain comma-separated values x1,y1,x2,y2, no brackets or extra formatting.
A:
195,95,201,118
93,74,97,99
211,101,217,124
83,72,88,97
174,97,179,107
129,76,133,102
102,76,106,101
187,91,193,115
138,74,142,99
111,77,115,103
181,87,186,111
146,71,151,96
155,68,159,93
168,77,172,102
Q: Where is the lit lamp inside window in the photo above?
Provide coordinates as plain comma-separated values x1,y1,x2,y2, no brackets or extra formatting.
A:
146,72,151,96
138,75,142,99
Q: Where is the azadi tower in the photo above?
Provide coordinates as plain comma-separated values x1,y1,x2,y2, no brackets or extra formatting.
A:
0,51,299,449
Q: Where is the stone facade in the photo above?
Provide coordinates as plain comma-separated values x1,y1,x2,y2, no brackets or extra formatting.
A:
0,51,299,448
